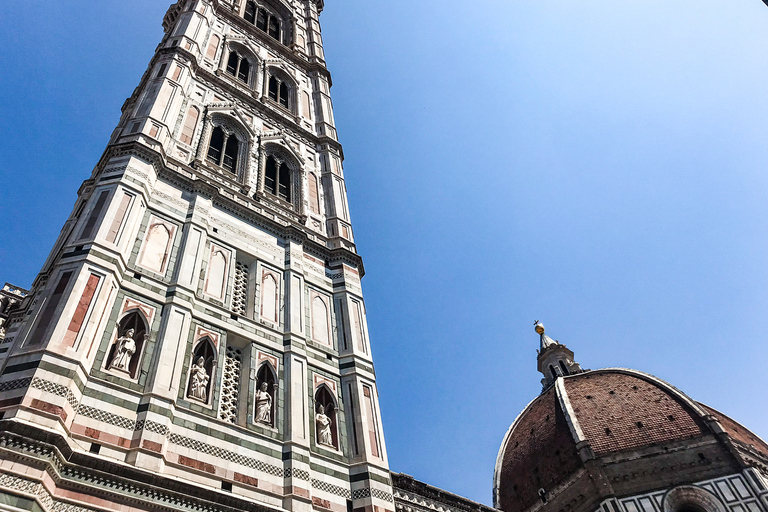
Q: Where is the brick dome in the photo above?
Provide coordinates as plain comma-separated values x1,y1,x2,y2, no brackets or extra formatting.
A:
492,368,766,512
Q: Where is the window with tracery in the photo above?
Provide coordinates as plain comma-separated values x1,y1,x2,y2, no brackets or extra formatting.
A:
226,50,251,84
243,1,283,43
206,126,240,173
263,154,292,202
218,345,243,423
267,74,291,110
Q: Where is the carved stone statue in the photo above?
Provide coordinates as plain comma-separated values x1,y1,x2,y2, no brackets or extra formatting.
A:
315,404,334,447
110,328,138,372
254,382,273,425
189,357,210,402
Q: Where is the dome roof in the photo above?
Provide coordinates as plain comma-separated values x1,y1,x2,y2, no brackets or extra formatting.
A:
493,368,768,512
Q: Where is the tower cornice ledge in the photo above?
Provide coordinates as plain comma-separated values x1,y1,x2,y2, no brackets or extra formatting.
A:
94,141,364,272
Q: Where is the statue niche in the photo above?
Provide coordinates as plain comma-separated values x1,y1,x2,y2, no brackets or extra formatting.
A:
254,363,276,426
106,312,148,379
314,385,338,449
187,339,216,404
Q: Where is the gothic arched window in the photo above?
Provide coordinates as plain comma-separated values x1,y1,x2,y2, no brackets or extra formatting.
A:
187,338,216,404
264,155,291,202
106,312,148,379
254,363,276,426
267,74,292,110
226,51,251,84
206,126,241,174
243,2,283,43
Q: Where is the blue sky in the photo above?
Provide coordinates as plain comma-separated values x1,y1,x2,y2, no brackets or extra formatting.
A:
1,0,768,505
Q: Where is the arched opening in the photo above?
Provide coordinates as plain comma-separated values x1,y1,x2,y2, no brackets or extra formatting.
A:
254,363,276,426
559,360,570,376
267,72,294,111
207,125,243,174
187,338,216,404
226,51,251,84
106,311,148,379
314,385,338,449
263,155,292,202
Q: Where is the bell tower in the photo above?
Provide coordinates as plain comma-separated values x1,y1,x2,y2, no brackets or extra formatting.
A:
0,2,393,512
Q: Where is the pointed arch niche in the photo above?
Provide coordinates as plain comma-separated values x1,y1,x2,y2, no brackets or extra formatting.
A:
186,335,217,405
259,267,280,325
105,310,149,380
203,244,231,302
310,290,331,347
254,354,278,427
314,383,339,450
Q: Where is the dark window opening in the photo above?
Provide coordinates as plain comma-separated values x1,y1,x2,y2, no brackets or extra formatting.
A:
549,365,557,379
89,443,101,454
278,162,290,201
268,16,281,41
238,59,250,83
223,136,239,172
244,1,257,24
559,360,569,376
221,481,232,492
226,52,239,76
208,126,240,174
265,156,278,195
225,51,250,84
256,9,268,32
279,82,289,108
207,126,224,164
268,76,279,102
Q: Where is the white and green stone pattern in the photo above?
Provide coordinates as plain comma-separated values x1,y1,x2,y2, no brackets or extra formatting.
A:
0,2,393,512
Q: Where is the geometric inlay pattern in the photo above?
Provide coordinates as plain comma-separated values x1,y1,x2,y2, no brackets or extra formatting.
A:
76,404,136,430
31,378,78,408
313,479,352,499
371,488,394,502
284,468,311,481
168,433,283,476
0,377,32,392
